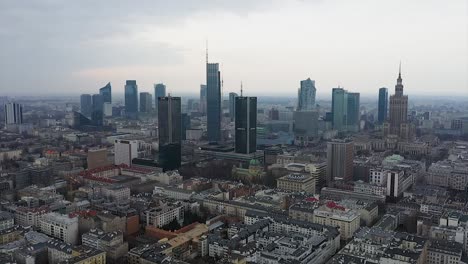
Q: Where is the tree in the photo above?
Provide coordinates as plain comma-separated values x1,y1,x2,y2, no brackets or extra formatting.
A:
161,219,181,231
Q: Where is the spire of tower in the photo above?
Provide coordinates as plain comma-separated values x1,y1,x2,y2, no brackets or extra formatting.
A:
205,39,208,64
398,61,402,79
240,81,243,97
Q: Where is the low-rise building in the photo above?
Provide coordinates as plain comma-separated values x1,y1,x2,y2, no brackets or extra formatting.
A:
144,204,184,228
82,228,128,262
40,212,79,245
277,173,315,194
312,203,360,240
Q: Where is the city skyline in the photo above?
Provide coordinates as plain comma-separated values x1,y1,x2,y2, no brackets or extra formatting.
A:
1,0,466,96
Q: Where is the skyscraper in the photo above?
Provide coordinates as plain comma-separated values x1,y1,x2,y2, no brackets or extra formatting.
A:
293,110,319,146
80,94,92,118
297,78,316,111
331,88,348,132
386,65,412,140
158,96,181,171
229,92,238,121
378,87,388,124
235,96,257,154
139,92,152,113
91,94,104,126
346,92,360,132
125,80,138,119
4,102,23,125
199,84,207,114
206,63,221,142
99,82,112,104
154,83,166,113
326,139,354,185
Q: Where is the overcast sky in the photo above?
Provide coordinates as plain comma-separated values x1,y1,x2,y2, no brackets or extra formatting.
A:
1,0,467,98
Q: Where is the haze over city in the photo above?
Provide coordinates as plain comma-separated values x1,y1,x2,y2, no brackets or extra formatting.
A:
1,2,468,264
1,0,466,96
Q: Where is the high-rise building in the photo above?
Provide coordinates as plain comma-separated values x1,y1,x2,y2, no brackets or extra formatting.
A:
199,84,207,114
91,94,104,126
4,102,23,125
378,88,388,124
207,63,221,142
297,78,316,111
80,94,92,118
235,96,257,154
154,83,166,113
139,92,152,113
125,80,138,119
229,92,238,121
181,113,190,140
99,82,112,104
385,65,413,140
293,110,319,146
326,139,354,185
114,139,151,166
346,92,360,132
332,88,348,132
158,96,182,170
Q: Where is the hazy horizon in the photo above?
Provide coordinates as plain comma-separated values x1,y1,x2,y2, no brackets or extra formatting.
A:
1,0,467,97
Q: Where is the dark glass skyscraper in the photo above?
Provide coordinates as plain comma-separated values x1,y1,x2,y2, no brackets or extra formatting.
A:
139,92,152,113
199,84,207,114
158,96,181,171
378,87,388,124
4,102,23,125
235,96,257,154
229,92,238,121
80,94,92,119
331,88,348,132
297,78,316,111
346,92,360,132
99,82,112,104
154,83,166,113
125,80,138,119
207,63,221,142
91,94,104,126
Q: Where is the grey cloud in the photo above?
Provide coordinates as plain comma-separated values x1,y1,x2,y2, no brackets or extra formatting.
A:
0,0,273,93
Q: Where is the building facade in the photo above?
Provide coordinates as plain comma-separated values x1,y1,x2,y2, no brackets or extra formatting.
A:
206,63,221,142
154,83,166,113
158,96,181,171
125,80,139,119
99,82,112,104
80,95,92,119
235,96,257,154
297,78,316,111
326,139,354,184
4,102,23,125
139,92,153,113
378,87,388,124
